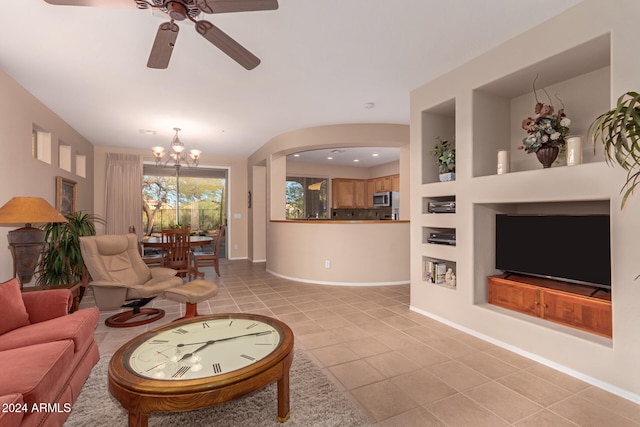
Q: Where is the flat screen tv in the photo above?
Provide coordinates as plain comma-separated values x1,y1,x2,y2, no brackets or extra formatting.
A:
495,214,611,289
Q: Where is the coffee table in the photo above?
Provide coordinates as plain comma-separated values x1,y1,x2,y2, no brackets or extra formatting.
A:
108,313,294,427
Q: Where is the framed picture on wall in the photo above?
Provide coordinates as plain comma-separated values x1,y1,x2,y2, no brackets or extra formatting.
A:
56,176,77,214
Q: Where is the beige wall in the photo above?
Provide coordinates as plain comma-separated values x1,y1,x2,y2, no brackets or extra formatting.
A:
92,145,249,260
268,221,409,284
287,159,400,180
0,69,94,284
410,0,640,401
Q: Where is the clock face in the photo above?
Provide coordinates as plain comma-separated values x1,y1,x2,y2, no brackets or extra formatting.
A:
125,317,282,380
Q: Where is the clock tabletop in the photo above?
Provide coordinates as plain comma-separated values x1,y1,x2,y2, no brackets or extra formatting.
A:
108,313,294,427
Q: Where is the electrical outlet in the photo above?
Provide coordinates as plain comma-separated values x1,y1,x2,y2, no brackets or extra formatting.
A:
325,260,331,268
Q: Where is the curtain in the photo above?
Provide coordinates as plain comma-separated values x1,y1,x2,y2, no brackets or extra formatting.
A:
105,153,142,236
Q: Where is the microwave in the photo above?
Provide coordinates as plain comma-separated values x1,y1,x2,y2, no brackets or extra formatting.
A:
373,191,392,207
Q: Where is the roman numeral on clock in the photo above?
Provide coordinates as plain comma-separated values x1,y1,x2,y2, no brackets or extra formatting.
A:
212,363,222,373
246,322,258,329
172,328,189,335
149,339,169,344
240,354,256,361
172,366,190,378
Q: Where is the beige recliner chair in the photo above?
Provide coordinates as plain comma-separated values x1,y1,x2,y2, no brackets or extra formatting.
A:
79,233,184,327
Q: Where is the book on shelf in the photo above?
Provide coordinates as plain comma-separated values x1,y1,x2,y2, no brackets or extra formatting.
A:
435,263,447,284
424,260,434,283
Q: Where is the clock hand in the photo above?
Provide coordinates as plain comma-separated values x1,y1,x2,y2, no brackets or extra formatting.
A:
178,341,214,362
177,331,273,348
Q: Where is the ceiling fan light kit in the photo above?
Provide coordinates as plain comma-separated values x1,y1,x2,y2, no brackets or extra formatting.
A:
44,0,279,70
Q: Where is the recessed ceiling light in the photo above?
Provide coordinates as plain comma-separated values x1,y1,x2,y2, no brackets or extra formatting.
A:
139,129,156,135
293,153,300,157
372,153,379,157
364,102,375,109
353,159,360,162
331,149,344,154
327,156,334,160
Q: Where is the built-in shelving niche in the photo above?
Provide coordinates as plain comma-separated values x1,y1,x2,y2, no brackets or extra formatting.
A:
422,195,456,215
423,227,456,246
422,256,457,290
472,199,610,305
59,144,72,173
32,126,52,165
76,155,86,178
421,98,456,184
472,33,611,178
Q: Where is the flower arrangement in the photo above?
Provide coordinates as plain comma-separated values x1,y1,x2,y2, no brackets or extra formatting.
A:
520,79,571,154
432,137,455,174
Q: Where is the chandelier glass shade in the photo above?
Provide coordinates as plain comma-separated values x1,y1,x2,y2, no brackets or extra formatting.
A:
152,128,201,168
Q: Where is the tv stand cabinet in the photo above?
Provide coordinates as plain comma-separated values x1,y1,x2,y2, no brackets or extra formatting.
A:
487,274,612,338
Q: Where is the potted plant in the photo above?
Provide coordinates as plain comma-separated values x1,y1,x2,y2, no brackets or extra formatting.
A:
37,211,104,286
590,91,640,207
520,79,572,168
432,137,455,181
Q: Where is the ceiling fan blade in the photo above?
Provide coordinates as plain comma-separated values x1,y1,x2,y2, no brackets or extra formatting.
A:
147,22,179,69
196,0,278,14
195,20,260,70
44,0,137,7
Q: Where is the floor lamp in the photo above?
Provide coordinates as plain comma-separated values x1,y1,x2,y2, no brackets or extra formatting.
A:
0,197,68,288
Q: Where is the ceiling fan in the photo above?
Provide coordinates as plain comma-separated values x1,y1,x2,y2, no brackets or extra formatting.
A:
43,0,278,70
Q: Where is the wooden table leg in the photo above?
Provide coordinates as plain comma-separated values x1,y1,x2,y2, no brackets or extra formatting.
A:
277,362,291,422
128,411,148,427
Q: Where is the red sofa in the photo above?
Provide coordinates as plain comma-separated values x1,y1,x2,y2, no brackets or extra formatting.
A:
0,278,100,427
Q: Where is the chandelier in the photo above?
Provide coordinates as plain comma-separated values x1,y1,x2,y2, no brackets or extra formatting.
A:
151,128,201,168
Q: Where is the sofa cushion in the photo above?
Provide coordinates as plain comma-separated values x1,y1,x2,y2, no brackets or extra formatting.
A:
21,289,72,324
0,278,30,335
0,341,74,407
0,307,99,354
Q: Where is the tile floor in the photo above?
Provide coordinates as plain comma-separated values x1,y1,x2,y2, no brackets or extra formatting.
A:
84,260,640,427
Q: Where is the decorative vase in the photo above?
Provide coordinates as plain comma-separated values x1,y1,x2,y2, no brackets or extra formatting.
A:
535,146,559,168
439,172,455,182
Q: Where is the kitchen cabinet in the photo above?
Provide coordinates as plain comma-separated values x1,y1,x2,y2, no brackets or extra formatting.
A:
366,180,375,208
333,174,399,209
370,174,399,193
332,178,367,209
353,179,367,208
487,274,612,338
390,174,400,191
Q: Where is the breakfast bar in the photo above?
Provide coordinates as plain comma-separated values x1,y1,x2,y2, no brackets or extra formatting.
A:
266,219,409,286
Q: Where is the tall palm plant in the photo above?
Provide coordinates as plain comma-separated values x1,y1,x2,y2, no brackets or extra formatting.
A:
590,91,640,206
37,211,104,286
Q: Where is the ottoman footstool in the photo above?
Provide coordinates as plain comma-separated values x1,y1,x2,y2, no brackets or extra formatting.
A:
163,280,219,321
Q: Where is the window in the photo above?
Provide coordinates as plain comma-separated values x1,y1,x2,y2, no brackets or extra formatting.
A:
286,177,328,219
142,165,227,236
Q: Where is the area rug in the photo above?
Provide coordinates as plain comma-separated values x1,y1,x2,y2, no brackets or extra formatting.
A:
64,348,371,427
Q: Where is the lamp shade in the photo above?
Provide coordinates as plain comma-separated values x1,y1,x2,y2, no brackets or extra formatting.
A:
0,197,68,225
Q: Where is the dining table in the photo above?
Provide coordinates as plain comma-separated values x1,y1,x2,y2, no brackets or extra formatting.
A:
141,235,214,248
141,235,216,278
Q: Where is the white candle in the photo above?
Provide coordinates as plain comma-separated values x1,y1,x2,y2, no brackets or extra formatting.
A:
566,136,583,166
497,150,510,174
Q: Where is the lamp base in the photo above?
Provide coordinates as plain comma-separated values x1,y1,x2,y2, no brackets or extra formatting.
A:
8,226,46,288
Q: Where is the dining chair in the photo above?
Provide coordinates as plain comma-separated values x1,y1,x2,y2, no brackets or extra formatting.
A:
192,225,225,279
130,225,163,266
161,228,192,278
